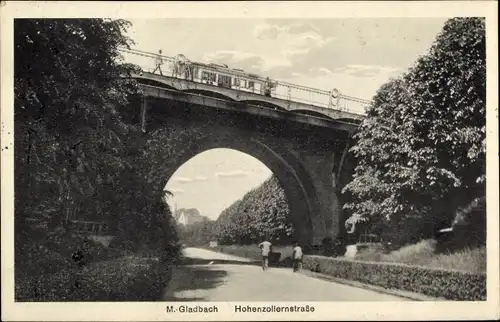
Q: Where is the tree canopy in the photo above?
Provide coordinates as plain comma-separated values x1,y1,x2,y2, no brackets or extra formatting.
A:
14,19,177,259
214,175,294,245
177,218,217,247
342,18,486,245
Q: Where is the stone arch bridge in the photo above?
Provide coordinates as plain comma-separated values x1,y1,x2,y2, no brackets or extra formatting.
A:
123,71,366,248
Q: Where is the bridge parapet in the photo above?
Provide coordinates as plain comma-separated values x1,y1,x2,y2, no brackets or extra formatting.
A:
120,48,369,121
134,72,365,124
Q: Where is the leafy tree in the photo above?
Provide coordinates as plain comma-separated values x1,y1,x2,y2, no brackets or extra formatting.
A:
15,19,139,228
343,18,486,245
215,175,294,245
178,218,217,247
14,19,179,272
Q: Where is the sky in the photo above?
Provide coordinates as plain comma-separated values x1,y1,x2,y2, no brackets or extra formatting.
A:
164,149,272,219
124,18,448,220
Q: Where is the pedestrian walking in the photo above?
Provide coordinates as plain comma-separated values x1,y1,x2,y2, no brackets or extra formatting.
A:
292,242,303,272
258,238,272,271
153,49,164,75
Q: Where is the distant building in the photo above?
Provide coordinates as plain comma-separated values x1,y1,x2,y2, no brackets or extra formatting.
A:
174,208,207,227
177,210,190,226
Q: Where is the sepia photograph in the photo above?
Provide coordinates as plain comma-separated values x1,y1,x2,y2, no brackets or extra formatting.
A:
1,1,499,321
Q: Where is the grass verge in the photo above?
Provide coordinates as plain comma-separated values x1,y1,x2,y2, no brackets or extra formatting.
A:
352,240,486,274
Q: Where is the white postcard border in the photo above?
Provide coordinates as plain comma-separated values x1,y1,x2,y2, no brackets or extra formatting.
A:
1,1,498,321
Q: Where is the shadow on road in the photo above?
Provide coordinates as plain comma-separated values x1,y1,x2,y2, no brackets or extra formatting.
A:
163,262,230,301
163,255,295,301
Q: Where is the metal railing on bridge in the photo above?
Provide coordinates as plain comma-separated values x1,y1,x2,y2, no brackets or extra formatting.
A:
118,48,371,115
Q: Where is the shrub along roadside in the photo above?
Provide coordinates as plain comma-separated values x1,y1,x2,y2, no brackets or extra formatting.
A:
15,254,172,301
302,255,486,301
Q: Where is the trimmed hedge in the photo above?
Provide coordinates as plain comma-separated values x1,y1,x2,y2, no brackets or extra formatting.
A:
302,255,486,301
15,255,172,301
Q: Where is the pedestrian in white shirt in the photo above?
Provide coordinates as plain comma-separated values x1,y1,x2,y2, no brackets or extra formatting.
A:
258,239,272,271
292,242,303,272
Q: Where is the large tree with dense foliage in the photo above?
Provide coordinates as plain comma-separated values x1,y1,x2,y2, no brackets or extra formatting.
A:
343,18,486,245
14,19,179,266
215,175,294,245
15,19,137,227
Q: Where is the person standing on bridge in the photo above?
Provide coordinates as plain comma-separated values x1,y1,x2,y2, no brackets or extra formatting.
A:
153,49,164,75
264,77,276,97
292,242,303,272
258,238,272,271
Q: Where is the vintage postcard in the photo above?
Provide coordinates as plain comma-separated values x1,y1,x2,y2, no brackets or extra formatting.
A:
1,1,499,321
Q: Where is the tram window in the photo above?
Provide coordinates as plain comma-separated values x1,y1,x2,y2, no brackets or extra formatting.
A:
218,75,232,88
233,78,240,86
248,81,254,89
201,71,217,82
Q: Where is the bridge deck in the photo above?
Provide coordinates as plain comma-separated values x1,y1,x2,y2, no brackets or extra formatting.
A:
134,72,365,124
139,82,360,132
120,48,368,124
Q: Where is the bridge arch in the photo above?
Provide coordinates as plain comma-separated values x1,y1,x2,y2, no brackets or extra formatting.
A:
155,136,319,246
130,82,361,247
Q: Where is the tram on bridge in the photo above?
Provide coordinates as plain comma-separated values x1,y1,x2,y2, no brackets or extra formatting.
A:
171,53,274,96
